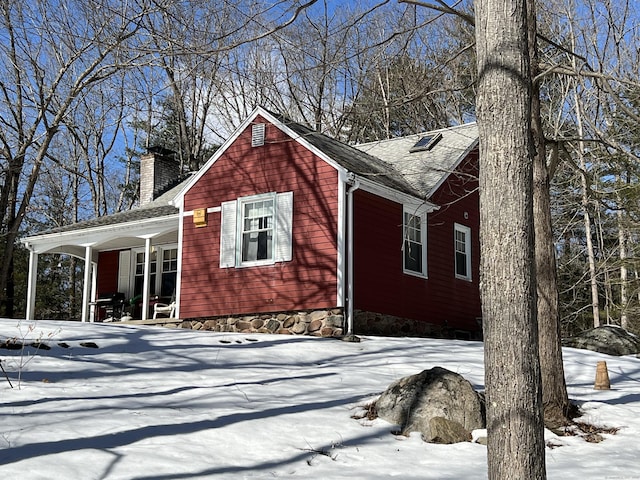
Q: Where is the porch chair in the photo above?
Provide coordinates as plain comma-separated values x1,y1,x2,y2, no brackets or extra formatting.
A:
153,300,176,319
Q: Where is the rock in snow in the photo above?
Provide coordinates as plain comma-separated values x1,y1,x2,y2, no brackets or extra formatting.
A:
376,366,485,443
562,325,640,356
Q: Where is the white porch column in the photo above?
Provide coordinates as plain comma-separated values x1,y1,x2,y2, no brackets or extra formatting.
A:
81,245,93,322
141,237,152,320
25,249,38,320
90,261,98,322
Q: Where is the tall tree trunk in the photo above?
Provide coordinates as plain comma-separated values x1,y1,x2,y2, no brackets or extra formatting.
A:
569,45,600,327
532,136,572,427
475,0,546,478
595,207,612,324
527,0,571,428
582,177,600,327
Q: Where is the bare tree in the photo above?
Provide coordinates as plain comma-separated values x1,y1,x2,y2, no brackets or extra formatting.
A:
399,0,572,430
528,0,572,427
540,0,640,335
0,0,155,316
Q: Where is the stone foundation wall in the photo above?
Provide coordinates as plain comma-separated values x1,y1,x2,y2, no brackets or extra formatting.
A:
354,310,480,340
354,310,448,338
170,308,345,337
157,308,478,339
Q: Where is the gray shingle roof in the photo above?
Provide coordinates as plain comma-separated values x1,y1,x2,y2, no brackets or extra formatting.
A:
275,115,424,198
354,123,479,197
38,205,178,235
27,115,477,240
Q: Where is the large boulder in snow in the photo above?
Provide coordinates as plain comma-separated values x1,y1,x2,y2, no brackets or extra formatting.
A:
562,325,640,356
375,367,485,443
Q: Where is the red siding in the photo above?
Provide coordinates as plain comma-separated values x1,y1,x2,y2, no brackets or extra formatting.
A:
97,250,120,296
353,150,481,332
180,116,339,318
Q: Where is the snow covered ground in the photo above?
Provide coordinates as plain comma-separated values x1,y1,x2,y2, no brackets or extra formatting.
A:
1,319,639,479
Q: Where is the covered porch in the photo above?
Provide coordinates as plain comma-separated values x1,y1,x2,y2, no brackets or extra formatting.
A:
21,208,180,323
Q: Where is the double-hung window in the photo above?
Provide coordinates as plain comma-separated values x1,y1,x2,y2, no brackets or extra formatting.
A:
454,223,472,281
220,191,293,268
403,207,427,277
241,197,274,263
134,250,157,297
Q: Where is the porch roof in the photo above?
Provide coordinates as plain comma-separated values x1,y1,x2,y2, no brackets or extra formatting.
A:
21,180,186,259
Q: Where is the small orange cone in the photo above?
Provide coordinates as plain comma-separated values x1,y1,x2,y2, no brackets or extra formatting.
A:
594,361,611,390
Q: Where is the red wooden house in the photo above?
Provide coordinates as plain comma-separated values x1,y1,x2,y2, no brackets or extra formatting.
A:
22,107,481,338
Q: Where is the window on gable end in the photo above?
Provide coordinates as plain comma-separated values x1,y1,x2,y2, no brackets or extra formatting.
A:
403,206,427,277
241,197,274,263
454,223,472,281
220,192,293,268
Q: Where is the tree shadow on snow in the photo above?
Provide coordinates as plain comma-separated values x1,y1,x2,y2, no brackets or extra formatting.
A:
0,392,375,466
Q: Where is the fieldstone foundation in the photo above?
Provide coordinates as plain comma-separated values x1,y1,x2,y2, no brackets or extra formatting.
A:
170,309,345,337
354,310,453,338
150,308,477,339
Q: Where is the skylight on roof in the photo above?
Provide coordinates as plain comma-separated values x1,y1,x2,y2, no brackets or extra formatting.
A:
410,132,442,153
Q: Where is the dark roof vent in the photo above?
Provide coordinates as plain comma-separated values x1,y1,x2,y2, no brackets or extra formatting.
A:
409,132,442,153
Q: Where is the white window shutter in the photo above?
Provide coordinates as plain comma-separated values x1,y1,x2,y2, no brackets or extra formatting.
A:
118,250,131,296
275,191,293,262
220,200,237,268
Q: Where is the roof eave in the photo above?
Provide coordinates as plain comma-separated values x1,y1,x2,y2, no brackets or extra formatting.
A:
352,173,438,212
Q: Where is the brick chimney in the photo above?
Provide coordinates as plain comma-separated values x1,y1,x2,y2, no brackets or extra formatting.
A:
139,147,180,205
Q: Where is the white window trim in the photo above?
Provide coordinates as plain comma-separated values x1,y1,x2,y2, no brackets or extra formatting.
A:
220,191,293,269
402,205,428,278
236,192,277,268
129,243,178,296
454,223,472,281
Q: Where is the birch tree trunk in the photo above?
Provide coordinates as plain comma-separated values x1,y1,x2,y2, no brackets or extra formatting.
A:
617,203,629,329
475,0,546,478
573,107,600,327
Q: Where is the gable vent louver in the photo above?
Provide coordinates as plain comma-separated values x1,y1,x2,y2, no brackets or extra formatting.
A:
409,132,442,153
252,123,266,147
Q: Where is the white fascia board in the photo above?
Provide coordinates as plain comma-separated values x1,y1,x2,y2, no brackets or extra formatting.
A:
173,108,313,208
173,107,348,211
21,214,179,254
353,174,438,213
426,138,479,199
260,110,347,174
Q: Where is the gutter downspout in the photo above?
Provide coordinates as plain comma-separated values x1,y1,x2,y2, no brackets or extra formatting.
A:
346,173,360,336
